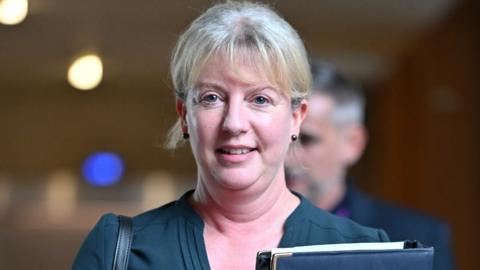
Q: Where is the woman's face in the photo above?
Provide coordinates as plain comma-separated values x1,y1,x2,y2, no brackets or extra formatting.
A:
177,53,306,192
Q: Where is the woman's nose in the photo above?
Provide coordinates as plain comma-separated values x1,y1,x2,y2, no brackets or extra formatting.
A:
222,100,248,136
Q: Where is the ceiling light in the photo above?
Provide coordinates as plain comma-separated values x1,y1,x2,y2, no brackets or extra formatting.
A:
82,152,124,187
0,0,28,25
68,54,103,90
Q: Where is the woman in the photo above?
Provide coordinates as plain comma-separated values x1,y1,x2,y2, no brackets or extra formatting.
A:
72,2,389,270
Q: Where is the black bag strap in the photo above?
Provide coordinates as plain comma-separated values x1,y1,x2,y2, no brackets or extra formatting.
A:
112,215,133,270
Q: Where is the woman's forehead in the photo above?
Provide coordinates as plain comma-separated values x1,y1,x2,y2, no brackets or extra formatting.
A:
194,51,284,91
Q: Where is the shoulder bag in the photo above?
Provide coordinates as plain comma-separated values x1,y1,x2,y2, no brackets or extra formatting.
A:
112,215,133,270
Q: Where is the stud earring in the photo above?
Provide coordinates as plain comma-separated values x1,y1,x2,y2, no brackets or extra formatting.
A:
183,133,190,139
291,134,298,142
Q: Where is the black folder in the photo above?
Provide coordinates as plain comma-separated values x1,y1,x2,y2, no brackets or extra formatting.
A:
256,240,433,270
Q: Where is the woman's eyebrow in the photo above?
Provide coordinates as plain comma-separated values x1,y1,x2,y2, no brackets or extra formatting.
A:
246,85,279,93
196,82,225,91
196,82,279,95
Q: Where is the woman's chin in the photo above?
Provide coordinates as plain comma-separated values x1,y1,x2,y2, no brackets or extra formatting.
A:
212,170,262,191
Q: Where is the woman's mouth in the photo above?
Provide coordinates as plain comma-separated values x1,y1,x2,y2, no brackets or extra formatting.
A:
217,148,256,155
215,146,257,164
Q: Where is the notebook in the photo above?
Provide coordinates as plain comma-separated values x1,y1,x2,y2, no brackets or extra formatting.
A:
255,240,434,270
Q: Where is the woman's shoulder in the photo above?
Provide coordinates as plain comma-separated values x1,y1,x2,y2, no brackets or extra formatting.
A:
72,199,188,270
131,200,179,232
287,196,390,244
131,190,202,233
85,200,181,234
83,190,199,240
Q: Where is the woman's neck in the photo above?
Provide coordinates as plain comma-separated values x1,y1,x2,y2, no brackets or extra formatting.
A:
189,175,299,238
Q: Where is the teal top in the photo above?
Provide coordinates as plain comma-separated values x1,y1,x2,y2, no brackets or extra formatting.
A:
72,190,389,270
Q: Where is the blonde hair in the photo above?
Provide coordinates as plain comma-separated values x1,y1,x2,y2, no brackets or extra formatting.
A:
167,1,311,149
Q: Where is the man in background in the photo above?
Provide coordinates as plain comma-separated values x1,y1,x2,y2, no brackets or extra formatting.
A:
286,60,454,270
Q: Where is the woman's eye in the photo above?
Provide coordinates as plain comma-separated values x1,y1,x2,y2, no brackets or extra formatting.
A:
253,96,269,105
201,94,219,103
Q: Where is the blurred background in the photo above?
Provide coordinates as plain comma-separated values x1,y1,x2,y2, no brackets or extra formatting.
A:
0,0,478,269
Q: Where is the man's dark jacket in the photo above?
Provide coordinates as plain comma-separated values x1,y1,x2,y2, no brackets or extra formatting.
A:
332,184,454,270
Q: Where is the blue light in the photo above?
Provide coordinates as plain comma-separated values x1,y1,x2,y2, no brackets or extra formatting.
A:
82,152,124,187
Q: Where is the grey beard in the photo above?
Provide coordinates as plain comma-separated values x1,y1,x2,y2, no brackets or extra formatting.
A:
307,180,326,201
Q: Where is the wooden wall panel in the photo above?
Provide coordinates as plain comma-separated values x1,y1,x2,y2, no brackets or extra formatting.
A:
364,1,479,269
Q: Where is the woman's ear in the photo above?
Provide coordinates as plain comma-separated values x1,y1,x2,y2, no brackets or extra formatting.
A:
176,99,188,133
291,99,308,135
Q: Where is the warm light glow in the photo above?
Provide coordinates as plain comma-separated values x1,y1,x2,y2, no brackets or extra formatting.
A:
46,170,78,223
0,175,12,218
68,54,103,90
141,171,177,211
0,0,28,25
